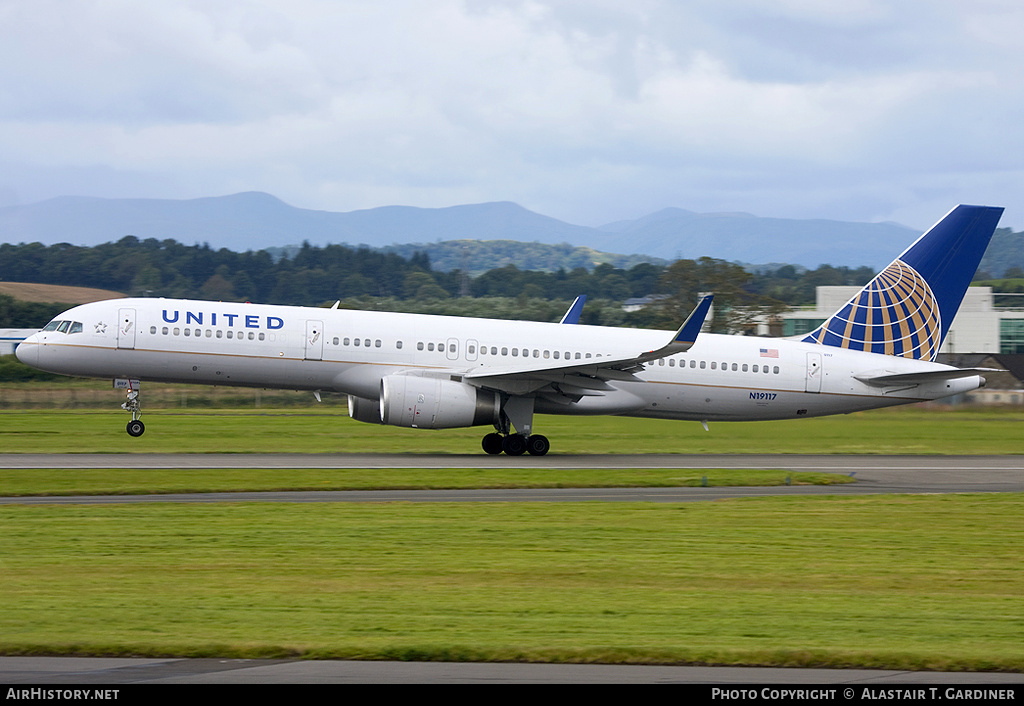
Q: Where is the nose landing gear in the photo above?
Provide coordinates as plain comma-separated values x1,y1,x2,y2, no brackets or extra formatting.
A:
117,379,145,437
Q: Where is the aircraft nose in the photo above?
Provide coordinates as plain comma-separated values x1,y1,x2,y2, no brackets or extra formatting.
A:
15,335,38,367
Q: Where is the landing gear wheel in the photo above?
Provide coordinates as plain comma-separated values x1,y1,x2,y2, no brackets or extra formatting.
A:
502,433,527,456
526,434,550,456
126,419,145,437
482,432,504,455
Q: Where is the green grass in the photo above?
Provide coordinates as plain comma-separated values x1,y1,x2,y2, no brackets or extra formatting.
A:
0,467,850,496
2,495,1022,670
0,406,1022,455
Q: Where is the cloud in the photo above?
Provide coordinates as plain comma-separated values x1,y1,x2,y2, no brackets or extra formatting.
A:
1,0,1022,231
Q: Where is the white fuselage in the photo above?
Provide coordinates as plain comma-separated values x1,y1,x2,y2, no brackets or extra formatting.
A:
16,297,982,424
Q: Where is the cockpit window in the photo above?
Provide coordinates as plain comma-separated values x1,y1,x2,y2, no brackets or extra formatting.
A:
41,320,83,334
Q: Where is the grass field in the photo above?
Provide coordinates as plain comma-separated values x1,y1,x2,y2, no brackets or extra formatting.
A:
0,404,1023,455
2,495,1022,670
1,403,1022,671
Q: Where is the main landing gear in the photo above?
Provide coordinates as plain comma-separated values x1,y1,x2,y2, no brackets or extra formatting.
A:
481,432,550,456
119,379,145,437
481,395,549,456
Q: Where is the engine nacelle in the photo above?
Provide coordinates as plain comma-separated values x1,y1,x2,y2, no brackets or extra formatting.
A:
381,375,500,429
347,395,383,425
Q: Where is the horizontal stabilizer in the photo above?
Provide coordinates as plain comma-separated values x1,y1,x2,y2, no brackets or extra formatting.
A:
855,367,1000,387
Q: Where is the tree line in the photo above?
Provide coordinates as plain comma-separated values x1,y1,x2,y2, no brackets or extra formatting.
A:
1,235,882,332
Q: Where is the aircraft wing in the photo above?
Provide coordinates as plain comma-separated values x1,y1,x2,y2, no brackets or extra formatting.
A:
463,295,713,396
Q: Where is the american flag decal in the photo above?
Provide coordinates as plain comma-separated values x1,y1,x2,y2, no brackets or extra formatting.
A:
760,348,779,358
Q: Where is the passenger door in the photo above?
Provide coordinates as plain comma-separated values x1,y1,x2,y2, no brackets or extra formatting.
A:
117,308,136,350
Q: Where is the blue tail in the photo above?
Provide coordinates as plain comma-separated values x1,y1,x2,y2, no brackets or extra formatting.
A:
801,205,1004,360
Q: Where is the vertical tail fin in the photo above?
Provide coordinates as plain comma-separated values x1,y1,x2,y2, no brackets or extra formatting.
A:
801,205,1004,360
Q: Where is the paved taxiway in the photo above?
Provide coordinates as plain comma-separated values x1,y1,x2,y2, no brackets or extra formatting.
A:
1,454,1022,505
4,656,1024,684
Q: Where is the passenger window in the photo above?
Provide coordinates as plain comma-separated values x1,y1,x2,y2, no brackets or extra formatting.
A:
417,342,423,350
396,341,403,349
700,361,706,369
259,333,265,341
427,342,434,351
216,330,223,338
163,327,169,335
333,337,339,345
669,359,675,367
773,366,779,374
711,362,716,370
355,338,361,347
375,340,381,348
501,347,508,356
226,330,233,339
742,364,748,372
364,339,371,347
149,326,156,335
689,360,696,368
732,363,738,371
173,328,180,336
439,343,445,353
469,345,476,355
184,328,191,337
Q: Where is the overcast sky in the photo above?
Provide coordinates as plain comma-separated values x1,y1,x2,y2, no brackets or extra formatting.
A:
1,0,1022,232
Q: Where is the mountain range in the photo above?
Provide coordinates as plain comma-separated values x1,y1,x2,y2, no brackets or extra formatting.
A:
0,191,925,269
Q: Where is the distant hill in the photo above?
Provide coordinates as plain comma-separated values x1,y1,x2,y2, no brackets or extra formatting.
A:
382,240,668,275
0,282,124,304
0,191,941,269
980,228,1024,278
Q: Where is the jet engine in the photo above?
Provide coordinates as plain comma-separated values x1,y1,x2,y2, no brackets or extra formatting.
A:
380,375,500,429
347,395,383,424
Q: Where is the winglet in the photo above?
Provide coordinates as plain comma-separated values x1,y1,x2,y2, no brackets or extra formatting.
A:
635,294,713,364
559,295,587,324
672,294,714,349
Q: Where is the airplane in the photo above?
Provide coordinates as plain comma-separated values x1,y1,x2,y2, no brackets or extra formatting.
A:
15,204,1004,456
